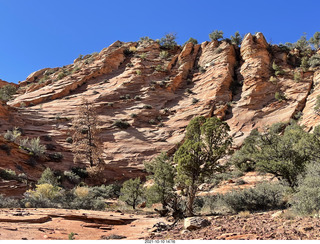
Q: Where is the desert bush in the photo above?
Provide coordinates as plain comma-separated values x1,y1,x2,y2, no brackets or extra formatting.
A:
204,182,287,214
192,98,199,104
308,53,320,68
38,168,60,186
275,91,286,101
63,171,81,184
4,128,21,142
0,169,17,180
113,120,130,129
159,51,169,59
0,84,17,101
314,95,320,112
291,162,320,215
90,183,121,199
143,104,153,109
119,178,144,209
184,37,198,46
272,61,285,76
294,72,301,82
309,32,320,49
66,137,73,144
230,31,242,46
48,152,63,162
0,194,20,208
0,144,11,155
300,56,309,72
159,33,177,49
20,137,46,158
232,122,317,188
71,167,88,179
209,30,224,41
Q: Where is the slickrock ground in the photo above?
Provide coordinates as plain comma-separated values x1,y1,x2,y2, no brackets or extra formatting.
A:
149,211,320,240
0,208,167,240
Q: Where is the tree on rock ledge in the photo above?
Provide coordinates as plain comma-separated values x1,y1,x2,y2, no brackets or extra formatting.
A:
71,98,103,168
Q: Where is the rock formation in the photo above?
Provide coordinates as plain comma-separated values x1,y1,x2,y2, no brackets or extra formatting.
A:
0,32,319,190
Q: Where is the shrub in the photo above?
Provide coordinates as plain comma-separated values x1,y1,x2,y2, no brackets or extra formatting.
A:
290,162,320,215
90,184,121,199
134,95,142,100
269,76,277,84
209,30,224,41
4,128,21,142
205,182,287,214
63,171,81,184
0,144,11,155
230,31,242,46
143,104,153,109
275,91,286,101
314,95,320,112
192,98,199,104
139,53,147,60
309,32,320,50
159,33,177,49
183,37,198,46
159,51,169,59
48,152,63,162
136,70,142,75
113,119,130,129
0,194,20,208
38,168,60,186
272,61,285,76
0,169,17,180
119,178,144,209
71,167,88,179
57,72,67,80
66,137,73,144
0,84,17,101
21,137,46,157
300,56,309,71
308,54,320,68
293,72,301,82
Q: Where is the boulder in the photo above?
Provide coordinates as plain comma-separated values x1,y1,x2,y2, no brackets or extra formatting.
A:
184,217,210,231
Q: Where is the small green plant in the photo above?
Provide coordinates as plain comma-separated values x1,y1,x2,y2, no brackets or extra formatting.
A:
130,113,137,118
308,53,320,68
183,37,198,45
300,56,309,72
66,137,73,144
230,31,242,46
38,168,60,186
309,32,320,50
155,64,164,72
275,91,286,101
143,104,153,109
136,70,142,75
269,76,277,84
57,72,67,80
0,84,17,101
192,98,199,104
159,51,169,59
68,232,75,240
159,33,177,49
272,61,285,76
134,95,142,100
48,152,64,162
139,53,147,60
113,120,130,129
209,30,224,41
314,95,320,112
293,72,301,82
4,128,21,142
148,119,156,125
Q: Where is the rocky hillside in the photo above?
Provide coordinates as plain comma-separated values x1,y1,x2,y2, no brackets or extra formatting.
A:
1,32,320,190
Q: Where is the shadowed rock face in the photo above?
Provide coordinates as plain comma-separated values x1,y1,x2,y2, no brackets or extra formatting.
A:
1,32,320,186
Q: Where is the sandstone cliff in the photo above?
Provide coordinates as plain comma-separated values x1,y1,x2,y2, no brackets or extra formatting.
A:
1,33,319,188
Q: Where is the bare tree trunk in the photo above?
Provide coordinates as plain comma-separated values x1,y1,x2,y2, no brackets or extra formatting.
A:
186,185,196,217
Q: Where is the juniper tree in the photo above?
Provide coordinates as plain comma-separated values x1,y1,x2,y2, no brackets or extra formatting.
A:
174,116,232,216
71,98,103,167
144,152,175,209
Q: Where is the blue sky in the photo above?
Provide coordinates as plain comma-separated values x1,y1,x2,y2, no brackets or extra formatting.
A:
0,0,319,83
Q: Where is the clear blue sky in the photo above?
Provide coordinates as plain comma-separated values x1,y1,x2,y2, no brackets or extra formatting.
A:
0,0,319,83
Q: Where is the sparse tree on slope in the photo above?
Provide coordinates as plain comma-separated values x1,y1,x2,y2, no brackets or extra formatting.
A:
71,98,103,168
